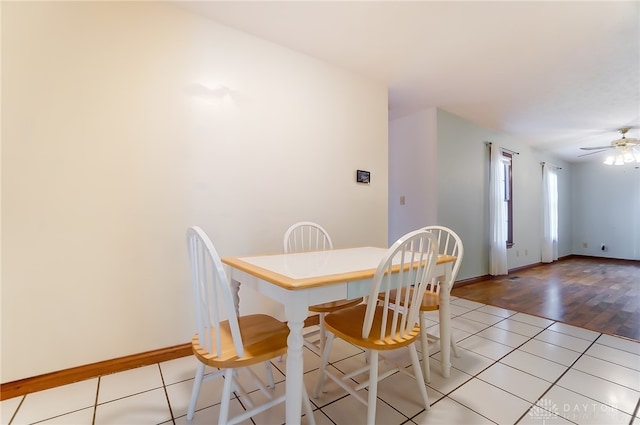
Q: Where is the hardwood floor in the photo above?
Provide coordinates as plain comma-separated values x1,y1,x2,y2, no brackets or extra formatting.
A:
451,255,640,341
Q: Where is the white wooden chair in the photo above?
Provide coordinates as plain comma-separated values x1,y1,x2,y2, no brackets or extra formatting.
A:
186,226,315,425
382,225,464,383
284,221,363,355
313,229,438,424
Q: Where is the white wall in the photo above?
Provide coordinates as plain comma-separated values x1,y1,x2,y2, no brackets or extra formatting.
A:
1,2,388,382
388,109,438,245
571,162,640,260
389,108,573,281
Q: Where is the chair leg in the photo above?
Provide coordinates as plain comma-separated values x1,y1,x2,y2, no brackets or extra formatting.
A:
419,312,431,383
265,361,275,388
232,372,255,410
451,337,460,358
302,384,316,425
318,312,326,353
313,333,334,398
366,351,379,425
218,368,235,425
187,363,205,420
409,344,430,411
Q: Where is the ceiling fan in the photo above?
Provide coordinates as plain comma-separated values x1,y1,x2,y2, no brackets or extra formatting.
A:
579,128,640,164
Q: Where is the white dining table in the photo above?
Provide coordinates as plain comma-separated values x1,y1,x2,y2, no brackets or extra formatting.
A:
222,246,455,425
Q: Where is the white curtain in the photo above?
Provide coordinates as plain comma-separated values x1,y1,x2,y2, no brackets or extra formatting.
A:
489,144,508,275
541,164,559,263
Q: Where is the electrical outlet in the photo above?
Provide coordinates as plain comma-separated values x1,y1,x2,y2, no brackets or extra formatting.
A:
583,242,588,248
516,250,519,257
525,249,528,256
400,196,405,205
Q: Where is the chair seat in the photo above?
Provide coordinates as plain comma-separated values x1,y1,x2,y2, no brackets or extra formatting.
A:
324,304,421,350
192,314,289,368
309,297,363,313
380,288,439,311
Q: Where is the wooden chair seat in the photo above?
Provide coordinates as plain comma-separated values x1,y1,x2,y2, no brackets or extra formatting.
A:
192,314,289,368
324,304,421,350
309,297,363,313
381,288,439,311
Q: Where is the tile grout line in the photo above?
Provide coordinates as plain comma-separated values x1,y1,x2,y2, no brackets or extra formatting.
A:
157,363,176,425
400,304,526,424
422,307,635,425
512,333,605,424
476,312,617,423
425,306,615,424
5,395,25,425
630,398,640,425
92,377,100,425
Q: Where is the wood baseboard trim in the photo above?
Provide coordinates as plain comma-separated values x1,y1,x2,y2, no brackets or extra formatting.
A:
0,317,321,401
565,254,640,264
508,261,543,274
453,260,554,289
0,343,192,401
452,275,490,288
452,255,638,290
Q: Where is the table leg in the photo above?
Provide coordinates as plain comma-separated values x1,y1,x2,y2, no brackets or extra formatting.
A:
228,270,240,317
439,283,451,378
284,301,306,424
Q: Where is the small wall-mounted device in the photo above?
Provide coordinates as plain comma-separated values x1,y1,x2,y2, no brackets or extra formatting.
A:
356,170,370,184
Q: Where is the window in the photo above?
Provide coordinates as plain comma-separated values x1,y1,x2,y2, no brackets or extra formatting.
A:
502,152,513,248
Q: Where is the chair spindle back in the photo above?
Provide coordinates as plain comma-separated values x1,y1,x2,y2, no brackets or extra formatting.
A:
284,221,333,253
422,225,464,295
187,226,244,359
363,229,438,340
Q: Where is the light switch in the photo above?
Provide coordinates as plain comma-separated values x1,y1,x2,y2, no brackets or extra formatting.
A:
400,196,405,205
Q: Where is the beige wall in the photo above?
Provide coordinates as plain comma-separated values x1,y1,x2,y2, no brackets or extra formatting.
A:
1,2,388,382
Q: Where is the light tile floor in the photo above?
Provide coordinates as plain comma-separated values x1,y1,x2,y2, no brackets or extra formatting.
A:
3,297,639,425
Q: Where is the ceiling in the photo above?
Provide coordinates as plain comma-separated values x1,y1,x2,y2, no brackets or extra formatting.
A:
174,1,640,163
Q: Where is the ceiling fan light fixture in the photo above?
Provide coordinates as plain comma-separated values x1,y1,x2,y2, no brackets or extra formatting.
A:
604,150,640,166
599,129,640,166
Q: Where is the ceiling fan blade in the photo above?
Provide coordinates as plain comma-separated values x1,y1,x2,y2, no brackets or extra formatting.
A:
578,149,608,157
580,146,613,150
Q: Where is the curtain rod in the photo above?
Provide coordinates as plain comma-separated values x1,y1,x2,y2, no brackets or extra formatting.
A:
484,141,520,155
541,162,562,170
